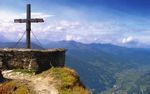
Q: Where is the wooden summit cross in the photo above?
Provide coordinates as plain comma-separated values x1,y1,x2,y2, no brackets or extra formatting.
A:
14,4,44,49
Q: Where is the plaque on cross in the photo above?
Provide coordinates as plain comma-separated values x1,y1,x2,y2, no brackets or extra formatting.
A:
14,4,44,49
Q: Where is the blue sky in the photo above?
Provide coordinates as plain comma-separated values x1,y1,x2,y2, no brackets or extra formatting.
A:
0,0,150,47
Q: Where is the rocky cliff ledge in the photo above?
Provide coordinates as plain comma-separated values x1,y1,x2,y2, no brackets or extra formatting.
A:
0,48,66,73
0,67,90,94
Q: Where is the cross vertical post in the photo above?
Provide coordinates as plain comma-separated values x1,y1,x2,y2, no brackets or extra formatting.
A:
26,4,31,49
14,4,44,49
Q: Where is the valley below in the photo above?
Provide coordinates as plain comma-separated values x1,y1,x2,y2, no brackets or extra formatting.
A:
44,41,150,94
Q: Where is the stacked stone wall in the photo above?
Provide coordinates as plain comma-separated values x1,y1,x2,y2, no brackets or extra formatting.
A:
0,48,66,72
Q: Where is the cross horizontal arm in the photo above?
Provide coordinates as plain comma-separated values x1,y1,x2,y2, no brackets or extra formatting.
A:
14,18,44,23
30,18,44,23
14,19,26,23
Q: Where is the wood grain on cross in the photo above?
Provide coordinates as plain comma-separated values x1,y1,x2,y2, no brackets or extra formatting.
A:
14,4,44,49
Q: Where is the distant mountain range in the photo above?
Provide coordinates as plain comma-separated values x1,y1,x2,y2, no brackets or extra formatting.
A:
0,40,150,94
0,34,9,42
0,42,44,49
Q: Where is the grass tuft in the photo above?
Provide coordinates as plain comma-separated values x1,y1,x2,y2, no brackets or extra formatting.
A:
0,81,30,94
46,67,90,94
13,69,36,75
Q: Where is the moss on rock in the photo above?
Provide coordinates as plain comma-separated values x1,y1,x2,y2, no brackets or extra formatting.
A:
40,67,90,94
0,81,31,94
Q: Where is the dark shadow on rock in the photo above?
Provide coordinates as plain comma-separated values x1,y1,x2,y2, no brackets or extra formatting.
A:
0,70,5,83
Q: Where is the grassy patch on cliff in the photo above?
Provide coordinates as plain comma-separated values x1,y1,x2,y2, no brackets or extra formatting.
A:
13,69,36,75
1,67,89,94
0,81,31,94
40,67,90,94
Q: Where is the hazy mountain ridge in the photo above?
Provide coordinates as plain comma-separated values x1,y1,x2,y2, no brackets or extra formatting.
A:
0,42,44,49
0,34,9,42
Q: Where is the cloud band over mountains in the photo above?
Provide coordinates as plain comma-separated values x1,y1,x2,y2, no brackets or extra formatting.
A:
0,0,150,48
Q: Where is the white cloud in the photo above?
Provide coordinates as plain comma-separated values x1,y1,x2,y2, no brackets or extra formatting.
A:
55,20,81,30
66,34,81,41
122,36,134,44
0,10,54,40
0,10,150,47
41,20,81,32
22,12,54,18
